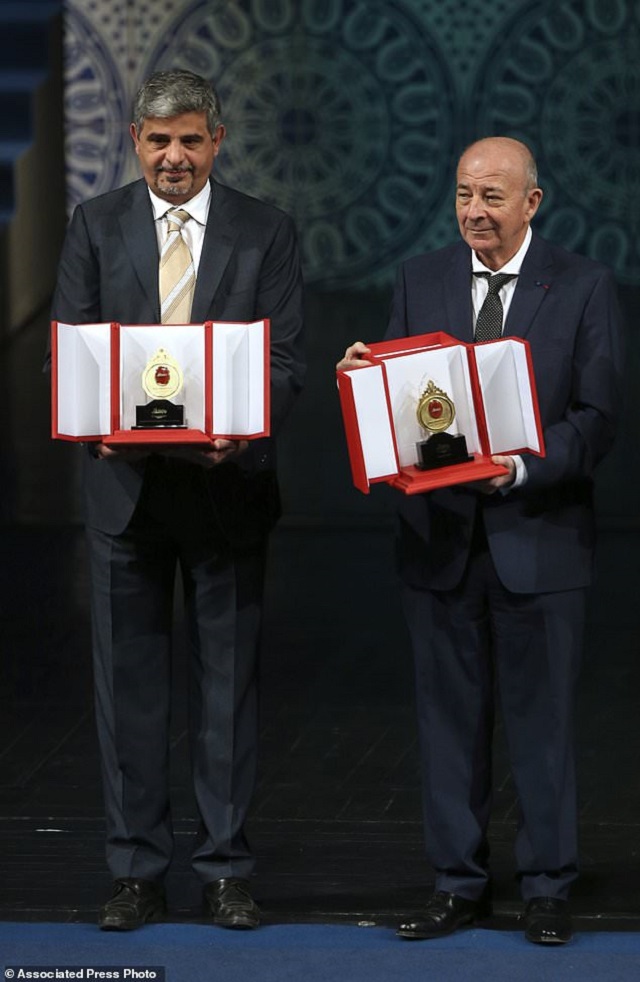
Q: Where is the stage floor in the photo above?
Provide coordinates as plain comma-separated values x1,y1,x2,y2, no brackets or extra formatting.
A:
1,519,640,932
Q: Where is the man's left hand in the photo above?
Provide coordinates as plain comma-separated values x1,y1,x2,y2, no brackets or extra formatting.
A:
468,455,516,494
162,439,249,468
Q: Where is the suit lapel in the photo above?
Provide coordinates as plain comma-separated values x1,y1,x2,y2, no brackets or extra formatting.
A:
435,234,553,343
443,244,474,343
118,181,160,319
504,233,554,339
191,180,239,321
118,179,241,323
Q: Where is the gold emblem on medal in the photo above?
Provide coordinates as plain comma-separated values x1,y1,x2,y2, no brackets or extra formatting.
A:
141,348,184,401
416,380,456,432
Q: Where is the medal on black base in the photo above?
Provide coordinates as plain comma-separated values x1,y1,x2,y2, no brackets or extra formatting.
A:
134,348,187,428
415,380,472,469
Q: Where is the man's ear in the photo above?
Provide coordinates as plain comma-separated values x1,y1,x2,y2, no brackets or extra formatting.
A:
212,124,226,158
130,122,141,155
526,187,543,222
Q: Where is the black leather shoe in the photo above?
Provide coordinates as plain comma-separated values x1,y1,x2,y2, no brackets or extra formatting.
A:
523,897,572,944
98,878,166,931
397,890,491,940
203,877,260,929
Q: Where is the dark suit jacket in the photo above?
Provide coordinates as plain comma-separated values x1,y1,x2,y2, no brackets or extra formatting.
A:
51,178,305,543
386,233,624,594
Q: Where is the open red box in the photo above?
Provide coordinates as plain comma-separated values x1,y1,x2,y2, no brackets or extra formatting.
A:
51,319,270,445
337,332,545,494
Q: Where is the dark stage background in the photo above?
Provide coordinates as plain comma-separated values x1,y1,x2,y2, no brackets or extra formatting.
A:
1,0,639,928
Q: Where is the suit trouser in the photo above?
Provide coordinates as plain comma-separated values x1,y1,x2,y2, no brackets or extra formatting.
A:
86,457,265,883
401,534,586,902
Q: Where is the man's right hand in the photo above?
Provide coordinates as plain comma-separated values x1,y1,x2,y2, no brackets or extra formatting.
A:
92,442,120,460
336,341,374,371
90,443,146,462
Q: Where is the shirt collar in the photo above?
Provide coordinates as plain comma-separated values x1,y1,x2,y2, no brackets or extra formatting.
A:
471,226,532,275
148,180,212,225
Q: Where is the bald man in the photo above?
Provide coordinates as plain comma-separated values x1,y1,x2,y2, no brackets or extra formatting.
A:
339,138,623,944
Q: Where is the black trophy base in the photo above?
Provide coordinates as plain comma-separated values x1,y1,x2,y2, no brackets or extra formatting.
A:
415,432,473,470
133,400,187,429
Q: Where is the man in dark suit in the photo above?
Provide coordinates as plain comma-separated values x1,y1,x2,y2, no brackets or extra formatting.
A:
338,137,622,945
51,70,304,931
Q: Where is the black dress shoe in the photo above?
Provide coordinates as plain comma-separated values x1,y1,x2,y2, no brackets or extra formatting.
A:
203,877,260,929
397,890,491,940
523,897,572,944
98,878,166,931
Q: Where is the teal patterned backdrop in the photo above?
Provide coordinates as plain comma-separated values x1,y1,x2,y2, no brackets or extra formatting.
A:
64,0,638,287
63,0,638,520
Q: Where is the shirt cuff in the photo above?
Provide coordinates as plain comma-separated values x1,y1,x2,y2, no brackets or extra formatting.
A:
500,454,527,494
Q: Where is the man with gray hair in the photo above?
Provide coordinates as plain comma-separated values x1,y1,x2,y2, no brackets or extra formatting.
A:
339,137,622,945
52,70,305,931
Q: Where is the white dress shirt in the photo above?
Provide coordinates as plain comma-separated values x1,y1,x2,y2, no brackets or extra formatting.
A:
471,227,533,490
471,226,532,333
148,181,211,274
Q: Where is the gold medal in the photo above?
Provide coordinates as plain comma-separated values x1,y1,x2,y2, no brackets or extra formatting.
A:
416,380,456,432
141,348,184,401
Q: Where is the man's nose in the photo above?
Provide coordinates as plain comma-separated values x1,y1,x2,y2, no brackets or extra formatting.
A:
164,139,185,164
467,194,485,218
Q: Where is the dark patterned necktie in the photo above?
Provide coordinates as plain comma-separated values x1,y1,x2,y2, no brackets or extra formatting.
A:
474,272,516,341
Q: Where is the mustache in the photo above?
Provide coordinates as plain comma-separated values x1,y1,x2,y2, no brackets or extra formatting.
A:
156,165,194,174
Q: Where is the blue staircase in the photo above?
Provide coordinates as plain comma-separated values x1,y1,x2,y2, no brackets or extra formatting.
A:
0,0,62,223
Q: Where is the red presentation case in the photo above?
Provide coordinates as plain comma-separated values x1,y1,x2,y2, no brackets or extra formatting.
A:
51,319,270,445
337,332,545,494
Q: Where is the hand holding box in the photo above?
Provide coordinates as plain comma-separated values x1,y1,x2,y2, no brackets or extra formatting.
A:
51,320,270,445
337,332,544,494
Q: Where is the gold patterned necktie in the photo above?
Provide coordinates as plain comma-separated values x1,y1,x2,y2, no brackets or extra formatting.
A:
160,208,195,324
474,272,516,341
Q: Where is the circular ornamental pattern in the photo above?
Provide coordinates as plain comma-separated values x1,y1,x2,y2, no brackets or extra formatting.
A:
471,0,640,284
64,4,128,211
148,0,457,286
